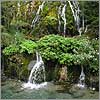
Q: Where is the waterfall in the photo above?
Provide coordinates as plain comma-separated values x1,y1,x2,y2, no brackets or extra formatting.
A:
68,1,81,35
82,15,85,31
58,5,62,33
68,1,76,22
58,3,66,37
77,65,85,88
31,1,45,28
22,52,47,89
61,4,67,37
28,51,45,83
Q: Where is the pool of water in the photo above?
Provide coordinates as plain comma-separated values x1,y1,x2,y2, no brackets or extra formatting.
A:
1,79,99,99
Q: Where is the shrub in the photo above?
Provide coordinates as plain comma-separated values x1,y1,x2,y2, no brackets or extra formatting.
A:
3,39,37,55
3,44,19,55
37,35,97,68
19,40,37,54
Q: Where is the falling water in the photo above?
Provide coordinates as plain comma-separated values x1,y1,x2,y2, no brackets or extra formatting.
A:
58,3,66,37
61,4,67,37
58,5,62,33
28,52,46,83
82,15,85,31
68,1,81,35
31,1,45,28
82,2,88,34
77,65,85,88
68,1,76,22
22,52,47,89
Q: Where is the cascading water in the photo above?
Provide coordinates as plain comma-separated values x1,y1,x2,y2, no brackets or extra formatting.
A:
68,1,81,35
31,1,45,28
61,4,67,37
22,52,47,89
77,65,85,88
58,5,62,33
58,1,84,36
58,3,66,37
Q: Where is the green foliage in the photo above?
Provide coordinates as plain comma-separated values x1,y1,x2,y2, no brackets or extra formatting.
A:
10,20,30,27
1,1,99,79
20,40,37,54
1,32,12,47
44,16,57,26
3,44,19,55
3,39,37,55
38,35,97,67
80,1,99,37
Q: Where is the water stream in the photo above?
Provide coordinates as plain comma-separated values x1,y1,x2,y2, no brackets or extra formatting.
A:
1,79,99,99
31,1,45,28
58,5,61,33
68,1,81,35
77,65,85,88
58,1,84,36
22,51,47,89
61,3,67,37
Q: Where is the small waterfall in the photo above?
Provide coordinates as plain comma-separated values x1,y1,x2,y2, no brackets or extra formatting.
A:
68,1,81,35
22,52,47,89
61,4,67,37
58,5,62,33
31,1,45,28
77,65,85,88
58,3,66,37
82,15,85,31
28,51,45,83
68,1,76,22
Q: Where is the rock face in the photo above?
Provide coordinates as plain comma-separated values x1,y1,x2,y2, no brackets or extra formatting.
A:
59,66,67,82
28,60,36,70
89,76,99,91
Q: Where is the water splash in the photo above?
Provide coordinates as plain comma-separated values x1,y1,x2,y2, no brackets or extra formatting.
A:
77,65,85,88
22,51,47,89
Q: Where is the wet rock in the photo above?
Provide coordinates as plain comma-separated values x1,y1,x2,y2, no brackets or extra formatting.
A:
1,72,7,82
89,76,99,91
28,60,36,70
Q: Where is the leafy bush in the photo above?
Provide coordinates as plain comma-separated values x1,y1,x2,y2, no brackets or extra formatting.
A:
20,40,37,54
3,34,98,73
1,32,12,47
44,16,57,26
3,39,37,55
3,44,19,55
37,35,97,67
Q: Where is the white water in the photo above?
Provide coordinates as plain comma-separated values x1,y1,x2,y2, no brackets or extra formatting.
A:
58,1,82,36
61,4,67,37
68,1,76,22
22,52,47,89
68,1,81,35
31,1,45,28
77,65,85,88
58,3,66,37
58,5,62,33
